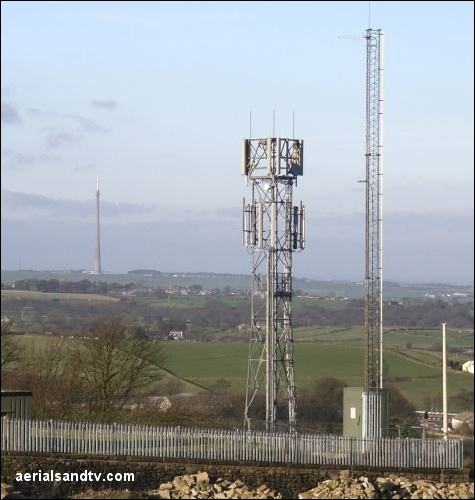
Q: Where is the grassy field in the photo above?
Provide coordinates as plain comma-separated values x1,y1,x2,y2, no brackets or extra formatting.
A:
294,326,363,343
294,326,474,349
139,296,209,308
137,295,358,310
383,328,474,349
1,290,119,302
137,295,249,308
160,341,473,407
293,296,352,311
14,335,471,409
0,288,357,311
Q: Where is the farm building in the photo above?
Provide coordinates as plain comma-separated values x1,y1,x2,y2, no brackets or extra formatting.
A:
168,330,184,341
451,412,474,431
462,360,474,374
1,390,32,419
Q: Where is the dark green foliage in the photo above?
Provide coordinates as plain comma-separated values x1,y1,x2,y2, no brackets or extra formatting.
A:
388,386,416,427
298,377,348,433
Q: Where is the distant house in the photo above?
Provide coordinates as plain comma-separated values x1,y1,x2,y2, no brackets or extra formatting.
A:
168,331,184,341
462,360,474,374
451,412,474,432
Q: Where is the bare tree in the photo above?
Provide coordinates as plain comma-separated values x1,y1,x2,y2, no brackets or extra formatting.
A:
1,320,20,369
72,317,166,422
25,337,72,418
2,336,77,419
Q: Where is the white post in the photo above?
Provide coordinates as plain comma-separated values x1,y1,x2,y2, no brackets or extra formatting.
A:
442,322,448,440
378,30,384,390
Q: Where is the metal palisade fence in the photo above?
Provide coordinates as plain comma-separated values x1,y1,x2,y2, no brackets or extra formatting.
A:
1,419,463,469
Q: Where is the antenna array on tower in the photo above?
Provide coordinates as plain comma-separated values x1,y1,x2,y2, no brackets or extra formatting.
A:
241,136,306,433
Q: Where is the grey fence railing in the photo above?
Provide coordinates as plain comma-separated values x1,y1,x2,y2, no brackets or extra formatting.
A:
1,419,463,469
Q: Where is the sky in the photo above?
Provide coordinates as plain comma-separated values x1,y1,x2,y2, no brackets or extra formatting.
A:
1,1,474,284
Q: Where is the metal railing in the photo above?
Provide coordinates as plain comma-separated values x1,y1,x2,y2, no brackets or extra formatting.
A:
1,419,463,469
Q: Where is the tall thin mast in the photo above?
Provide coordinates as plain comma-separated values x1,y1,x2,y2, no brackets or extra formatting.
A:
93,176,102,275
363,28,384,438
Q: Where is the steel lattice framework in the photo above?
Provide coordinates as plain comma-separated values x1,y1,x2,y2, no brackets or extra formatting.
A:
363,28,384,438
242,138,305,433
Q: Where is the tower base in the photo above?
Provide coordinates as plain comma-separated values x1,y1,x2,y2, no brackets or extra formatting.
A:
343,387,390,438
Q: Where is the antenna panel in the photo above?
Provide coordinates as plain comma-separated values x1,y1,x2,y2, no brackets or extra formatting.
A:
276,138,281,176
289,140,303,176
241,140,250,176
266,137,272,175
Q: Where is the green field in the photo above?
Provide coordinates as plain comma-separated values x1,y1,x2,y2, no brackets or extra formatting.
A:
293,297,352,311
16,335,466,408
294,326,474,349
138,295,249,309
1,290,119,302
294,326,363,343
138,295,357,310
159,341,472,405
10,324,473,410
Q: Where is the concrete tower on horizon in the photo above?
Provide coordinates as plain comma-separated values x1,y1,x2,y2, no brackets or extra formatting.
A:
93,176,102,275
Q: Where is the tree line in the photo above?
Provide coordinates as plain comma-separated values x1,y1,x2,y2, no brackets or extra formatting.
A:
2,278,136,294
1,318,165,423
2,293,473,339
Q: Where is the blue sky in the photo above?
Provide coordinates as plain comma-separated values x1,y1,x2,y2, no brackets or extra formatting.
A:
1,1,473,283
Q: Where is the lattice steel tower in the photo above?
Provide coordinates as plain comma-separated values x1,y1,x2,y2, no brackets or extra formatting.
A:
362,28,384,438
241,137,305,433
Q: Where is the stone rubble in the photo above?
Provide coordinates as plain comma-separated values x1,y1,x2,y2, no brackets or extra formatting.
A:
1,472,474,499
297,471,475,499
150,472,282,499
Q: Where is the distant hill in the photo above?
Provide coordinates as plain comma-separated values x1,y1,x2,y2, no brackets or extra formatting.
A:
1,269,473,301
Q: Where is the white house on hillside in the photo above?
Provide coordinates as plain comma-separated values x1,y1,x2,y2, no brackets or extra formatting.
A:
462,360,474,374
168,330,184,341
